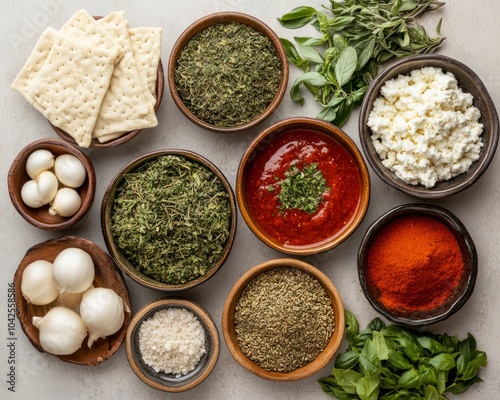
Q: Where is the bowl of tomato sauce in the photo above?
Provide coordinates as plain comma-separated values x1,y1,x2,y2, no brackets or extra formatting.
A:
236,117,371,255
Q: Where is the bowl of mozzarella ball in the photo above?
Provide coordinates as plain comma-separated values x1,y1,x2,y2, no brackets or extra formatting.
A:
359,54,499,198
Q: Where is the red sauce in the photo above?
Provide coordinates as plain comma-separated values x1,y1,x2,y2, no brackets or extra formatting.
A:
246,129,362,247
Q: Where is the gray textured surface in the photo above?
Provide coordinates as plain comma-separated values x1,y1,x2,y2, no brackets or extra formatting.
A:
1,1,499,399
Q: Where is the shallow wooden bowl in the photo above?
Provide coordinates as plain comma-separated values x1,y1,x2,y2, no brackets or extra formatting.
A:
126,297,219,392
52,58,164,148
168,12,288,133
13,236,132,366
236,117,370,255
358,203,478,327
222,258,345,381
101,149,237,291
7,138,96,230
359,54,499,198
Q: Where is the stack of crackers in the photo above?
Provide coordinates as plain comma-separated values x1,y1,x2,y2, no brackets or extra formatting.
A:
12,9,162,148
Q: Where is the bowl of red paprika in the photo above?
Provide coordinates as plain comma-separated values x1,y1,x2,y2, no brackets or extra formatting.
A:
236,117,370,255
358,203,478,327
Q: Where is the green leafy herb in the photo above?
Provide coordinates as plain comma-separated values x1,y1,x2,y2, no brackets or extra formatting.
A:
174,22,282,127
110,155,232,285
278,0,445,127
319,310,487,399
270,162,328,214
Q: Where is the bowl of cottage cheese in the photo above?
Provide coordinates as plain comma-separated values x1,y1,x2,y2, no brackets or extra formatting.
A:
359,54,498,198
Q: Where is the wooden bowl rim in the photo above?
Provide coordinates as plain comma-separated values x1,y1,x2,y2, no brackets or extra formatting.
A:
101,149,237,291
125,296,220,392
13,235,132,366
7,138,96,230
221,258,345,381
168,11,289,133
236,116,370,255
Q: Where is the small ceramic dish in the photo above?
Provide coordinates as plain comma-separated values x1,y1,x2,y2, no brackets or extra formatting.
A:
359,54,499,198
7,138,96,230
358,203,478,327
51,59,164,148
13,235,132,366
168,12,288,133
222,258,345,381
101,149,237,291
236,117,370,255
126,297,219,392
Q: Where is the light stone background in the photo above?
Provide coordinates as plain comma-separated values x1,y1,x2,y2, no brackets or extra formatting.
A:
1,1,499,399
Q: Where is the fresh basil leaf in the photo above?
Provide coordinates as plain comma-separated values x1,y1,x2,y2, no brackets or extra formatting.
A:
278,6,317,29
439,333,459,350
335,46,357,86
316,106,337,122
387,349,413,370
332,368,364,394
332,99,354,127
279,38,310,71
355,36,376,70
295,37,324,64
345,310,359,343
436,371,447,395
458,351,487,381
445,376,483,394
373,331,389,361
398,368,422,389
328,16,356,31
349,85,368,106
395,337,422,362
429,353,457,371
294,35,327,47
359,338,381,377
356,375,380,400
333,33,349,52
290,72,327,104
458,333,477,360
368,317,385,332
419,364,438,386
316,11,330,35
379,367,398,390
417,337,448,356
423,384,440,400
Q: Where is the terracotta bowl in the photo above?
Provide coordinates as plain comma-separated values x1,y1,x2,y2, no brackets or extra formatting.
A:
236,117,370,255
168,12,288,133
7,138,96,230
126,297,219,392
358,203,478,327
101,149,237,291
13,236,132,366
222,258,345,381
359,54,499,198
51,58,164,148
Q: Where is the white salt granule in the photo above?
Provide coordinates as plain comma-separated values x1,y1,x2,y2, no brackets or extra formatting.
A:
138,307,206,377
367,66,484,188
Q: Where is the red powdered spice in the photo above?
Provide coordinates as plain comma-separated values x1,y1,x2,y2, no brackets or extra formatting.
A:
366,214,465,315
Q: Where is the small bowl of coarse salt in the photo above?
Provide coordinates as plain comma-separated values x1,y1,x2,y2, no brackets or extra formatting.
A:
125,297,219,392
359,54,499,198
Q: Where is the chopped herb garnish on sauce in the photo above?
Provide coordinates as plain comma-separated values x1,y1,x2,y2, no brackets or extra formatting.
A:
271,162,328,214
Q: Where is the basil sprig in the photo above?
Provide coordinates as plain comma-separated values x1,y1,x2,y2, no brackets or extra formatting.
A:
278,0,445,127
319,310,487,400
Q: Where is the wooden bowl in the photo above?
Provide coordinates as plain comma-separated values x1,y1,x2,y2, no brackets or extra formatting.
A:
236,117,370,255
101,149,237,291
359,54,499,198
7,138,96,230
358,204,478,327
168,12,288,133
126,297,219,392
13,236,132,366
222,258,345,381
51,58,164,148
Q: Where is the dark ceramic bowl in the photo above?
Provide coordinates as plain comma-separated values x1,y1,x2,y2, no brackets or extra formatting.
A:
236,117,370,255
13,236,131,366
358,203,477,327
101,149,237,291
359,54,499,198
168,12,288,133
126,297,219,392
7,138,96,230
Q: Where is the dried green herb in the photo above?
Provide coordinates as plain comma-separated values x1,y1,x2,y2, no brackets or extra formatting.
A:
174,22,282,127
319,310,487,399
278,0,445,127
234,267,335,373
269,161,328,214
110,155,232,285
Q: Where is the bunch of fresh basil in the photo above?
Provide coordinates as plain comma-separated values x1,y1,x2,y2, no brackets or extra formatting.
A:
278,0,445,127
319,311,487,400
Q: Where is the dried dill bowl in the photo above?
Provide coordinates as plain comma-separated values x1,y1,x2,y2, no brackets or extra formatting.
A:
101,150,237,291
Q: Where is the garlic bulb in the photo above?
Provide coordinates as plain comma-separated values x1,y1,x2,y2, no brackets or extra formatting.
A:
54,154,87,188
79,288,128,348
21,260,59,305
48,187,81,217
52,247,94,294
35,171,59,204
32,307,87,355
25,149,55,179
21,180,45,208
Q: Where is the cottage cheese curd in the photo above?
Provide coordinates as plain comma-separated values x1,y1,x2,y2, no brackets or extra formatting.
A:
367,66,483,188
